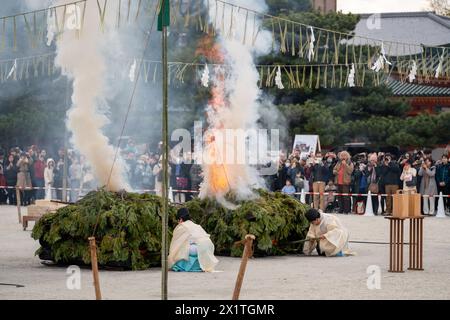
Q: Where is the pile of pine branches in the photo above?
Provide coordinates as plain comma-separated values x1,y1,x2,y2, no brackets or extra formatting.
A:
32,190,177,270
186,189,310,257
32,189,310,270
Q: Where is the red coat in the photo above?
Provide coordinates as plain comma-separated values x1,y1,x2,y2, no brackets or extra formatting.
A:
34,160,46,179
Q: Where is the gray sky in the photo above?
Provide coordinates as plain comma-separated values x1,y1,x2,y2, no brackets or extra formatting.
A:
337,0,431,13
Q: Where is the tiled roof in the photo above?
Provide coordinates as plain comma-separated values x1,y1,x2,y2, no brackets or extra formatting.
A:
387,79,450,97
359,12,450,29
352,12,450,56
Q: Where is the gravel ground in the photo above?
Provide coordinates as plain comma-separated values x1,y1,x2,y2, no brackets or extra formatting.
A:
1,205,450,300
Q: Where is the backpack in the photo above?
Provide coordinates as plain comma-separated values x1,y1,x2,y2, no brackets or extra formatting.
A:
356,201,365,215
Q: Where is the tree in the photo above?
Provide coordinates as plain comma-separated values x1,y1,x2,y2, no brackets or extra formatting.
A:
428,0,450,16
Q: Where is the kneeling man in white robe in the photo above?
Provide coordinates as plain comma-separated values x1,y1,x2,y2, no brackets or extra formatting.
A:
303,208,352,257
168,208,219,272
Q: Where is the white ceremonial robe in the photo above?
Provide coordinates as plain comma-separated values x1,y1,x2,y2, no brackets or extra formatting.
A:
168,220,219,272
303,213,351,257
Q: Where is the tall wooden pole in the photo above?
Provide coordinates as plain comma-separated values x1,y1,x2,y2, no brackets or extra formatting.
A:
232,234,255,300
160,0,169,301
88,237,102,300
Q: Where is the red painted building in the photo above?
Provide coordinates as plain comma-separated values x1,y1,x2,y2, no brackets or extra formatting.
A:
388,79,450,115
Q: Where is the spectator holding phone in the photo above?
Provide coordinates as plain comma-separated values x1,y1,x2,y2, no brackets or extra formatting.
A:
333,151,354,214
419,158,437,215
400,160,417,192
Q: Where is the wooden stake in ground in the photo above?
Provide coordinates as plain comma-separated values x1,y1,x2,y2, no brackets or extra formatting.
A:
16,188,22,223
232,234,255,300
88,237,102,300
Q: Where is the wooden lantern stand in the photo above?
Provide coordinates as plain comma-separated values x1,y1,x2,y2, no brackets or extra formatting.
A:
385,216,424,273
408,216,424,271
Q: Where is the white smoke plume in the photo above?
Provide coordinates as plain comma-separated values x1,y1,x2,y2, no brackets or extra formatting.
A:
51,0,130,191
200,0,273,207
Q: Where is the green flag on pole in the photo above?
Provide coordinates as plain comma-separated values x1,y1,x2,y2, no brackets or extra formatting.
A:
158,0,170,31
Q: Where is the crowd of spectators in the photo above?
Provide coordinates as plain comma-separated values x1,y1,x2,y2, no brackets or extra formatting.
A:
0,139,202,205
1,140,449,216
272,146,450,216
0,144,94,205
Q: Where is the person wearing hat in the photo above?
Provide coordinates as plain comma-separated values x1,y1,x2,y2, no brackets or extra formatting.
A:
168,208,219,272
303,208,351,257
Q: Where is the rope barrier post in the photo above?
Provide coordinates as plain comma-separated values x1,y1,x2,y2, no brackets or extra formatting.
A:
16,187,22,223
88,237,102,300
436,192,446,218
232,234,255,300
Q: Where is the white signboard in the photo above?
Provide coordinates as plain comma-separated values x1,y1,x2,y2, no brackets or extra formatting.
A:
292,135,321,158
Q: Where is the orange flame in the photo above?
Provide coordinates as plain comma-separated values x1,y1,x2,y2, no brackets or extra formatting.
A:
197,35,231,195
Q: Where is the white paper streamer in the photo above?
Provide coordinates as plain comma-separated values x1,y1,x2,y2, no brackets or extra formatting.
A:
201,64,210,87
128,59,137,82
435,50,445,78
275,66,284,89
408,60,417,83
46,8,56,46
6,59,17,80
308,27,315,62
348,63,355,87
372,42,391,73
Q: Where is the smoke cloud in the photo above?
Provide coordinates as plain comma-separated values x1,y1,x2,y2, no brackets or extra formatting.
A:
199,0,274,207
52,0,132,191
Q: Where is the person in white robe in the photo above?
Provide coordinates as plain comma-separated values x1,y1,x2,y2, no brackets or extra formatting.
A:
303,208,353,257
168,208,219,272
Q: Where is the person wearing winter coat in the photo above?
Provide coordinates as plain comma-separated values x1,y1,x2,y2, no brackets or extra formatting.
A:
333,151,354,214
418,158,437,215
364,153,383,215
69,157,82,203
0,162,7,204
153,158,172,197
436,154,450,213
379,155,401,215
351,163,366,214
16,153,33,205
311,154,330,211
400,160,418,192
44,158,56,200
4,154,17,205
33,155,46,200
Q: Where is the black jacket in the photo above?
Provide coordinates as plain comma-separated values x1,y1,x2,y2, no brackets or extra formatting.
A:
4,161,17,185
379,162,401,186
312,162,329,183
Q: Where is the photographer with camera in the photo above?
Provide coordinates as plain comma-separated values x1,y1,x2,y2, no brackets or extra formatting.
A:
436,154,449,213
400,159,417,193
4,154,17,205
364,153,382,215
16,152,33,205
380,154,401,216
333,151,354,214
418,158,437,216
311,153,330,211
